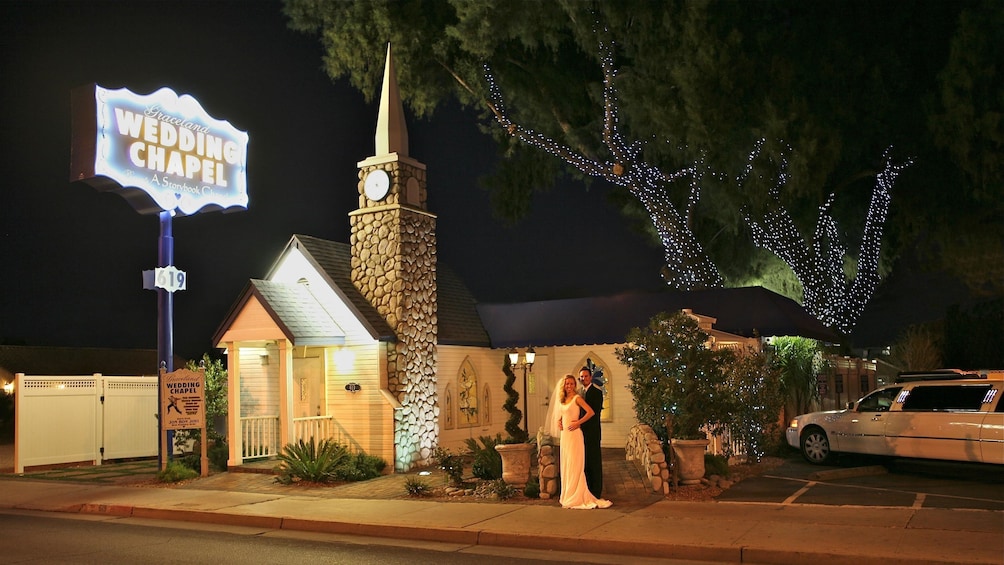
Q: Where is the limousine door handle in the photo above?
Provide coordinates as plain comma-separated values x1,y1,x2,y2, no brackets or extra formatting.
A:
871,415,883,421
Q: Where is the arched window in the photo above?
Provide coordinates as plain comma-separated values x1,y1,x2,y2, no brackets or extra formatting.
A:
575,353,612,422
443,384,455,430
458,357,479,427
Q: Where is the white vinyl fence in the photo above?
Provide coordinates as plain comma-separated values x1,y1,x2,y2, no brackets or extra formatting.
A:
14,374,158,473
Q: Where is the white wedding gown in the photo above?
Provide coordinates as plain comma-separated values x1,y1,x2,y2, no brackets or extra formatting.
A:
558,397,612,509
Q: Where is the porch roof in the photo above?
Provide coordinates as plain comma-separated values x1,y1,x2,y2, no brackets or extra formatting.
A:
477,286,839,349
212,234,492,348
248,279,347,346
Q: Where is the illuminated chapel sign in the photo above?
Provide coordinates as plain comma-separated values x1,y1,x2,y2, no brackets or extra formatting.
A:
71,84,249,215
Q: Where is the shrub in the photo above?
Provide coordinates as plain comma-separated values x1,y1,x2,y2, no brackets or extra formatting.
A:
464,434,503,480
618,310,786,457
704,454,729,478
158,460,198,483
176,452,201,472
617,311,731,440
432,447,465,487
275,437,351,484
718,346,786,463
208,440,229,471
404,476,432,497
523,477,540,499
172,354,229,453
334,452,387,481
173,439,230,474
477,478,517,500
501,356,528,443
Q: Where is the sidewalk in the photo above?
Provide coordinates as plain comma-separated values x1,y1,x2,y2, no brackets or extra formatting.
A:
1,446,1001,564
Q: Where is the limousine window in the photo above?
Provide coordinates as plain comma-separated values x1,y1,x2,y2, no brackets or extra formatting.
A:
900,384,994,411
857,387,902,411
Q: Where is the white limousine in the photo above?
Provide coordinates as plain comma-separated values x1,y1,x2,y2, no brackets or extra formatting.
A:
786,371,1004,465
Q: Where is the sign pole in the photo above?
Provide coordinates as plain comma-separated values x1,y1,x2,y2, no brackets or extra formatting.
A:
158,210,174,468
70,83,249,471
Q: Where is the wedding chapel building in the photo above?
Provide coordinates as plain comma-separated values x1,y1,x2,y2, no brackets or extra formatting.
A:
213,47,836,473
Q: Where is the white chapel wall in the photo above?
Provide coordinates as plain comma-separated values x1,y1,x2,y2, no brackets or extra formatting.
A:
436,345,508,451
238,346,278,417
547,344,636,449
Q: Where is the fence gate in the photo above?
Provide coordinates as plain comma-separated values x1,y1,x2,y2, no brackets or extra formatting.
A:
14,374,158,473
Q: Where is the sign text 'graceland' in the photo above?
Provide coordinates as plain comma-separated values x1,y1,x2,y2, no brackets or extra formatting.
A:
71,84,249,216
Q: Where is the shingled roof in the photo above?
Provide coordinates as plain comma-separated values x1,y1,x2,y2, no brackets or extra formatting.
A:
478,286,838,349
217,234,832,351
284,235,395,341
214,235,491,348
247,279,348,345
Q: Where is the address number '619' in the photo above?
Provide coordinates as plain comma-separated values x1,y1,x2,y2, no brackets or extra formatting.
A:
156,266,187,292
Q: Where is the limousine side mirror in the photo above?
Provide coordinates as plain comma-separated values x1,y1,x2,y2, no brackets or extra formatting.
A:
847,401,856,410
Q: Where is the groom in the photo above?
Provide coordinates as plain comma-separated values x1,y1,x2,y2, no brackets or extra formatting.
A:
579,366,603,498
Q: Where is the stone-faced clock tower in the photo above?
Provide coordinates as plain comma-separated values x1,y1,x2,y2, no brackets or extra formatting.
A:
350,44,438,472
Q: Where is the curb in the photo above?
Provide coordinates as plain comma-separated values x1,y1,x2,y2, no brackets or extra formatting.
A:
8,499,999,565
807,465,887,481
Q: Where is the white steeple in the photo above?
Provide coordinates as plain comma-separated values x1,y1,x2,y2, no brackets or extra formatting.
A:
375,43,408,157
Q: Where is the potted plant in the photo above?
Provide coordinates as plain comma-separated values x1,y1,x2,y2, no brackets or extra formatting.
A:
494,354,533,487
616,310,731,484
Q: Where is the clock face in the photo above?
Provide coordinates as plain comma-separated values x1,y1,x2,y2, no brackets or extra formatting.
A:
364,169,390,201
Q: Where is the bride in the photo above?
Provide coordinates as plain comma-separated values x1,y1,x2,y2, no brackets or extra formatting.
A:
551,374,612,509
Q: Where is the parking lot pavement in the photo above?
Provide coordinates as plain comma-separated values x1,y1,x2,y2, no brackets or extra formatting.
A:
719,453,1004,511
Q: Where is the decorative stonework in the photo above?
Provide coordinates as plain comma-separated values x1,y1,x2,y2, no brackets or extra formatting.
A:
626,424,670,494
536,433,559,499
351,159,438,472
356,161,428,210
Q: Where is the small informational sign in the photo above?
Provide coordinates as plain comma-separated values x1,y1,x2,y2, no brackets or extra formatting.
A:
159,367,209,476
143,266,187,293
161,368,205,430
70,83,249,216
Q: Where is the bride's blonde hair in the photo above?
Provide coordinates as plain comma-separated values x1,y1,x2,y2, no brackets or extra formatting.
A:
560,374,577,403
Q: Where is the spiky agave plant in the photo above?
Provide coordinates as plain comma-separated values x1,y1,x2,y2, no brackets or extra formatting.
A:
275,437,351,484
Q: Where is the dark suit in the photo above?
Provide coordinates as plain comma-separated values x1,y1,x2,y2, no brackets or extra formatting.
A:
580,384,603,497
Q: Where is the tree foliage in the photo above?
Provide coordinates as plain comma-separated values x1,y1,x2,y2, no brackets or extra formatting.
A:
184,354,228,440
888,324,944,372
616,310,732,440
617,310,785,458
719,345,785,463
501,355,527,443
284,0,1003,314
771,336,827,420
942,299,1004,369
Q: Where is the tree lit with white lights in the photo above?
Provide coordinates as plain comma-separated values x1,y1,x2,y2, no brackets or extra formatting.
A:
485,37,723,291
487,33,910,332
740,141,911,334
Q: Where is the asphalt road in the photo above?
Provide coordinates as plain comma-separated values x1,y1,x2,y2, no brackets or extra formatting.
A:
0,511,715,565
719,451,1004,511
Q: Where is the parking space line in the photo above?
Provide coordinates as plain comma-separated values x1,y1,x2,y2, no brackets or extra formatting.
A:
782,481,815,505
913,493,926,508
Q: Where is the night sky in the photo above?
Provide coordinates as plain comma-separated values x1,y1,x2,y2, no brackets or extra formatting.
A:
1,1,980,363
0,1,670,360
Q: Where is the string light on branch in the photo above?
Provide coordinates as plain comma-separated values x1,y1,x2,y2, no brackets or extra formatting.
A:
741,140,912,334
482,32,722,290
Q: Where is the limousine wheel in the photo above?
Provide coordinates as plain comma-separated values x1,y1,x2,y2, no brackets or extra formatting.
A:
800,426,832,464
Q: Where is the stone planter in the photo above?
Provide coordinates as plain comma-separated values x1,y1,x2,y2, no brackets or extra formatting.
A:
671,438,710,485
495,442,534,487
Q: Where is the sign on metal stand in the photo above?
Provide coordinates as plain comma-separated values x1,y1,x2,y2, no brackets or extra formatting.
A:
70,83,249,469
160,367,208,477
